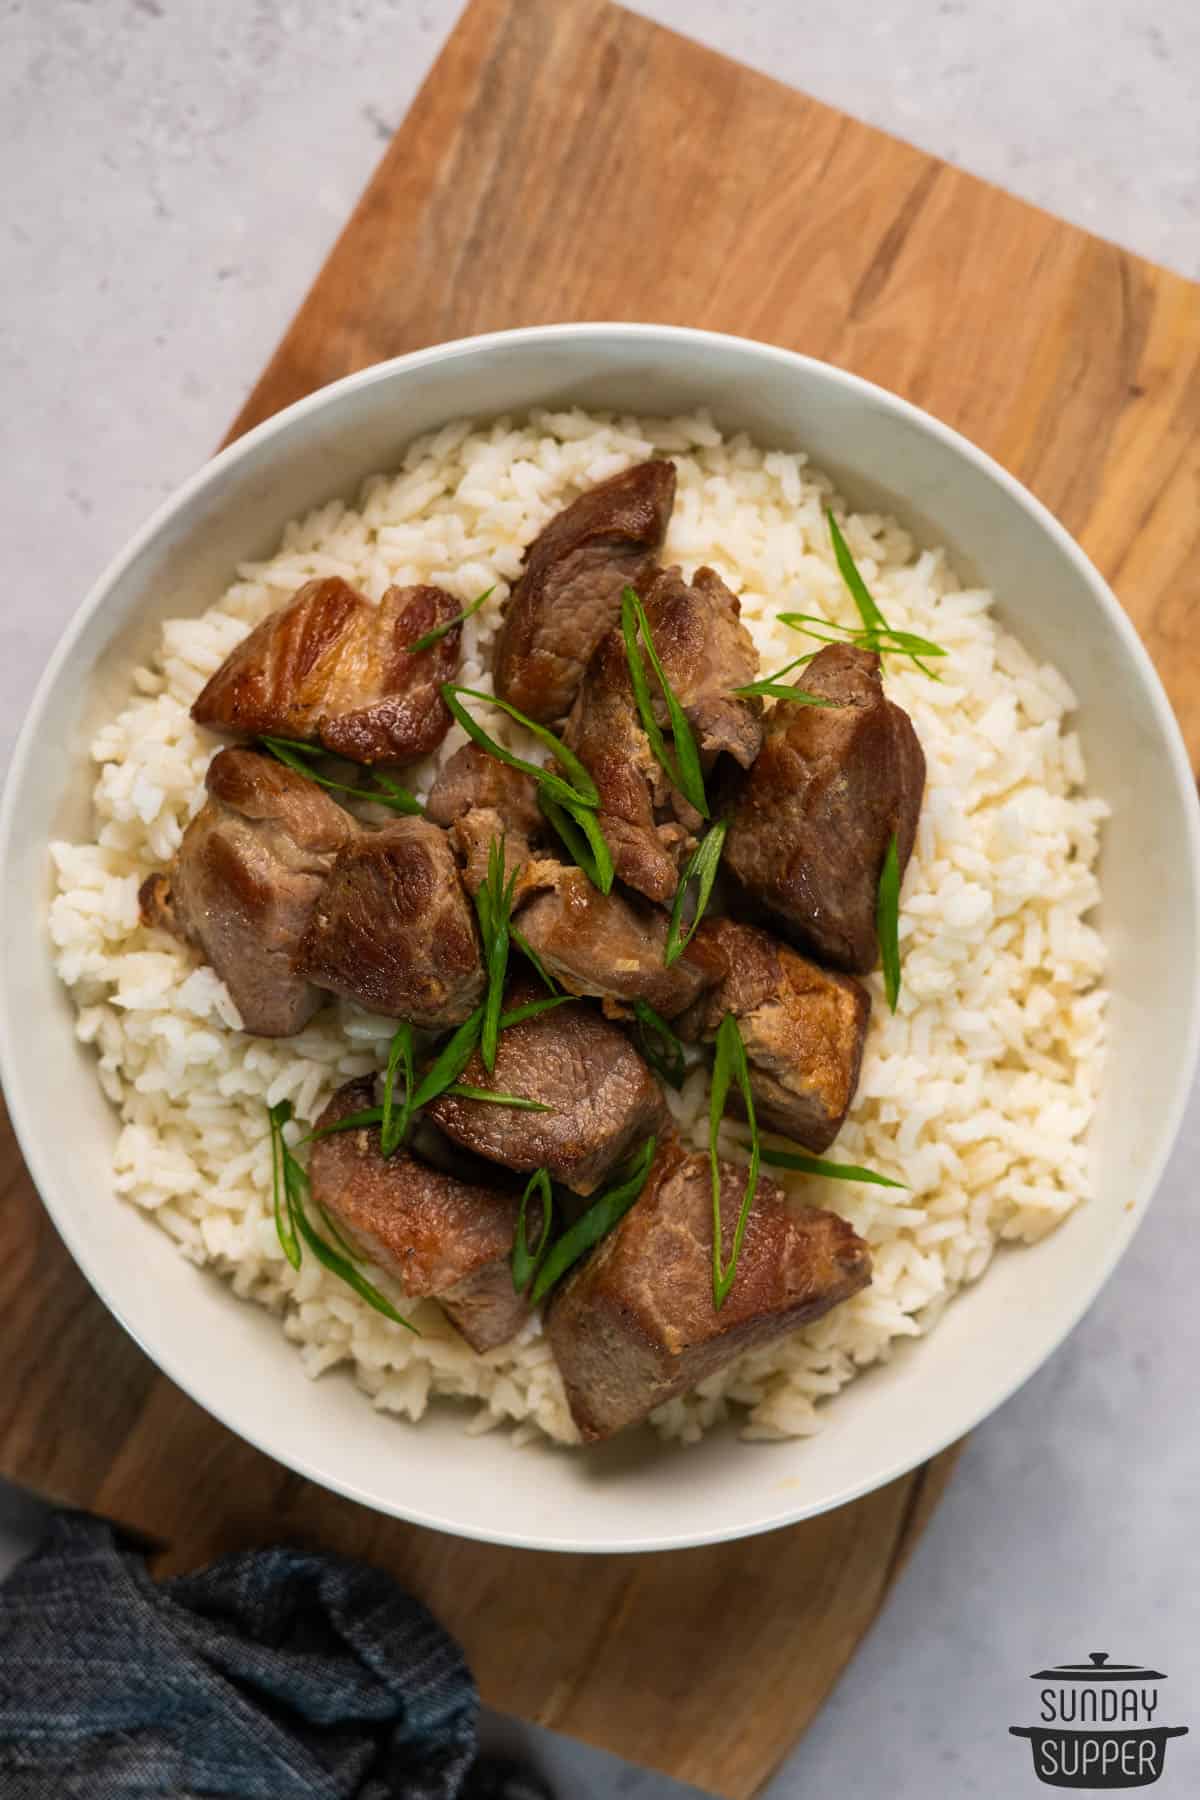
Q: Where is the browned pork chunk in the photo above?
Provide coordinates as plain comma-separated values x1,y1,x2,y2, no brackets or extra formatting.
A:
296,818,483,1026
427,978,668,1195
563,562,763,903
546,1139,872,1441
493,460,676,723
425,743,560,904
562,627,686,904
678,918,869,1150
310,1078,533,1351
516,868,709,1018
138,746,355,1037
724,644,925,972
191,577,462,764
638,564,763,770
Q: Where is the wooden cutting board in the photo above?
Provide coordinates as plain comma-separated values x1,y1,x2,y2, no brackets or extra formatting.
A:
3,1,1199,1794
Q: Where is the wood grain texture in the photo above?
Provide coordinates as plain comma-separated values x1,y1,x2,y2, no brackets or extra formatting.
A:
2,0,1198,1794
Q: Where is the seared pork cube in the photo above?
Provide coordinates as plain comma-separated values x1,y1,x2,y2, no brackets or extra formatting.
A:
138,746,355,1037
636,564,763,770
516,868,709,1018
427,978,668,1195
562,617,690,905
562,562,762,905
547,1140,872,1441
724,644,925,973
296,818,483,1026
426,743,545,840
493,460,676,722
191,577,462,764
310,1078,533,1351
678,918,869,1150
426,743,561,905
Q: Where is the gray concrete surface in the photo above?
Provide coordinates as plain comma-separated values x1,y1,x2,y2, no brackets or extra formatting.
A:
3,3,1199,1796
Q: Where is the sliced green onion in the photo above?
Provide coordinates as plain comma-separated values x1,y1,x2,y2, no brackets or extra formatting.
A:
632,999,686,1089
530,1136,658,1304
877,831,902,1012
441,1085,553,1112
303,1105,384,1143
709,1015,760,1309
260,736,424,815
664,819,728,967
823,512,943,677
732,680,843,703
474,837,519,1073
381,1021,415,1156
827,510,889,635
538,790,614,894
369,770,428,813
512,1168,553,1293
261,734,320,754
498,994,574,1029
760,1146,905,1187
732,652,841,700
621,588,708,818
307,1013,487,1146
777,613,947,661
440,684,599,810
408,586,493,653
511,927,559,994
269,1100,301,1269
282,1147,418,1332
409,1007,488,1116
267,1101,418,1332
316,1203,360,1258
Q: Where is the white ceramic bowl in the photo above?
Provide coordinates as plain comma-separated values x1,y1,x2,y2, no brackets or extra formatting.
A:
4,325,1198,1553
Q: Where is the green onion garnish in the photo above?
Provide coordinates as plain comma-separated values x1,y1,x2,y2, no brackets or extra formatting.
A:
632,999,687,1089
260,737,424,815
441,1085,553,1111
664,818,728,967
408,586,493,653
821,512,944,677
270,1100,301,1270
498,993,573,1029
474,837,519,1073
876,831,902,1012
776,614,947,662
268,1101,417,1331
408,1007,485,1115
309,1088,549,1133
512,1168,553,1293
306,1010,487,1146
709,1015,760,1309
530,1135,658,1305
302,1106,384,1144
511,927,559,994
305,1105,386,1140
759,1146,905,1187
537,790,614,894
315,1202,360,1259
440,684,599,811
732,675,844,703
621,588,708,818
380,1021,415,1156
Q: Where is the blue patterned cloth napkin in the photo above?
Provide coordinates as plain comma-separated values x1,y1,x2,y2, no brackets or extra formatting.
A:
0,1512,547,1800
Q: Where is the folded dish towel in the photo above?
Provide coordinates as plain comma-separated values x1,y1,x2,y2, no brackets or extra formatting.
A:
0,1511,549,1800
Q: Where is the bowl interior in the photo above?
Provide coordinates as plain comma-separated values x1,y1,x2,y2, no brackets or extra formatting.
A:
4,326,1197,1552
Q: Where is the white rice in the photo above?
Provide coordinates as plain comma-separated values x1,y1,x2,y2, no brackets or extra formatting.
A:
49,409,1108,1446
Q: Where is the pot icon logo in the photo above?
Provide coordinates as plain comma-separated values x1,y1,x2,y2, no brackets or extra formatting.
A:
1010,1652,1188,1788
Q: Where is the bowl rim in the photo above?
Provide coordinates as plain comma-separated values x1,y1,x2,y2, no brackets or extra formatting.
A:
4,321,1199,1553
